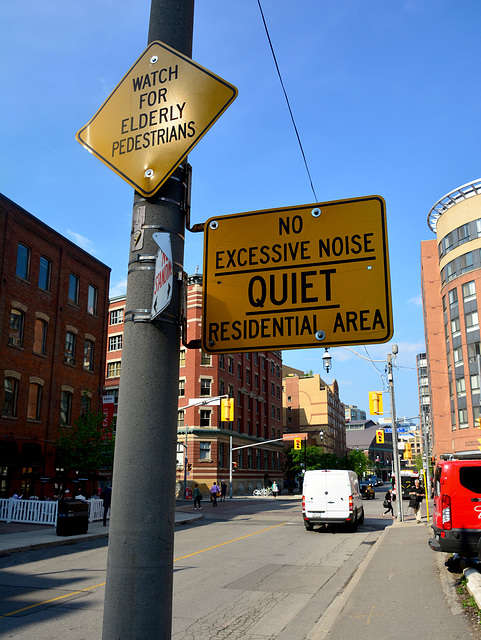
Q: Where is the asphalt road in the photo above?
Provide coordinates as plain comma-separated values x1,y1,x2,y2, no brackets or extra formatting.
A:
0,493,394,639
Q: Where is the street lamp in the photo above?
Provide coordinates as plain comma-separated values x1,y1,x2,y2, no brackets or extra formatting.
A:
322,349,332,373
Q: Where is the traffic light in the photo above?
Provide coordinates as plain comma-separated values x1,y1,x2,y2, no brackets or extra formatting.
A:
232,461,237,471
294,437,302,450
476,417,481,428
221,397,234,422
369,392,384,415
403,442,412,460
187,463,192,471
375,429,384,444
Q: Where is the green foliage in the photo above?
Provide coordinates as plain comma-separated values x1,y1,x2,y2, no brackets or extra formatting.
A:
56,408,115,474
284,445,368,477
345,449,369,477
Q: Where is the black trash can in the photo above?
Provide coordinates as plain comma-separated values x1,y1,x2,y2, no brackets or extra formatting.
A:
56,499,89,536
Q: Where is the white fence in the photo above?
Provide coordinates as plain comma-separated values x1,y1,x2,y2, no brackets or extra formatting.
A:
0,498,108,526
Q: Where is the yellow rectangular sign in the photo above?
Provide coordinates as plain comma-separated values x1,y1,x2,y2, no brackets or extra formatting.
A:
202,196,392,354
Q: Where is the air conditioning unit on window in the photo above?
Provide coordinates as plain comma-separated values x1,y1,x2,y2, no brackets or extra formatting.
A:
8,337,22,346
64,356,75,365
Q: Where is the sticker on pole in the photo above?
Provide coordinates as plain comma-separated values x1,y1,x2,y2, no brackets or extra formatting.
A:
151,233,173,320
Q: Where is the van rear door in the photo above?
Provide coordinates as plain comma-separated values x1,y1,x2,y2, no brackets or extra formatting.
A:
304,472,329,516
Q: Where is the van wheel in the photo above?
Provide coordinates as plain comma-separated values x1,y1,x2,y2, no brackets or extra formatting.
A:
304,521,314,531
346,516,358,532
358,509,365,526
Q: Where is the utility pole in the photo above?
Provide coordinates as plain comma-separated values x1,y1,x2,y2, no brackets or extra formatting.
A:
387,346,403,522
102,2,194,639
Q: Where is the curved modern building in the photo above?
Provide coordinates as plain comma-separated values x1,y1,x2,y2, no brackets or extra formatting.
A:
421,179,481,457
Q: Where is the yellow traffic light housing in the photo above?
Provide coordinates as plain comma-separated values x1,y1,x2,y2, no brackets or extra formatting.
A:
221,397,234,422
375,429,384,444
403,442,412,460
369,391,384,415
294,437,302,450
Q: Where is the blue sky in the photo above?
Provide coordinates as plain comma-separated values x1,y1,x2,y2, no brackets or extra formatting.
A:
2,0,480,422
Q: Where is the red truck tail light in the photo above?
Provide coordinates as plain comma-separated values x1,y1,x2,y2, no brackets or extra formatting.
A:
302,495,305,511
441,494,452,530
349,495,353,511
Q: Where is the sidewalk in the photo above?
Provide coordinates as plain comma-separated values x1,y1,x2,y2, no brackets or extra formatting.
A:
0,509,203,556
309,516,481,640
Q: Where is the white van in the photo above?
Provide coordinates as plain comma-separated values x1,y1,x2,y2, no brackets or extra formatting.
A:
302,469,364,531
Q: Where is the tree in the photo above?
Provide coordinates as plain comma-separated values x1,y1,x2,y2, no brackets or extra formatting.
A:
284,445,342,477
56,408,115,476
345,449,369,477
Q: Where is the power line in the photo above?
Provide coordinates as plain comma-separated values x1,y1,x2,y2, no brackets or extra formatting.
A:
257,0,318,202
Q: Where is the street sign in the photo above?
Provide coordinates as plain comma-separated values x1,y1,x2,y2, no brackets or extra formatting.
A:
151,233,173,320
384,428,406,433
202,196,392,353
76,41,237,197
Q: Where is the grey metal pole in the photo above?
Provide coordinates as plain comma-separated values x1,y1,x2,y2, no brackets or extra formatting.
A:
102,2,194,639
388,351,404,522
229,435,233,499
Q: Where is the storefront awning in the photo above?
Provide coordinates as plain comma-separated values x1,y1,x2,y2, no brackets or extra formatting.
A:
0,440,19,466
20,442,44,467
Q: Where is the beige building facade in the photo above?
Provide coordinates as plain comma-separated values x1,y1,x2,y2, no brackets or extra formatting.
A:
283,367,346,456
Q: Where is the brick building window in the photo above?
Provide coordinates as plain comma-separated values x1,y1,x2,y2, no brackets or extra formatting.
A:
60,391,72,425
200,378,212,396
179,349,186,366
87,285,98,315
179,379,185,397
2,377,18,417
177,410,184,428
27,382,42,421
108,335,122,351
9,309,24,347
199,441,211,459
16,243,30,280
83,340,95,371
38,256,51,291
110,309,123,325
107,361,121,378
68,274,79,305
200,410,211,427
201,351,212,366
64,332,76,365
33,318,47,355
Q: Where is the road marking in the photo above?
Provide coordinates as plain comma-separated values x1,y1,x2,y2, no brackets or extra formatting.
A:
174,522,287,560
0,523,287,618
0,583,106,618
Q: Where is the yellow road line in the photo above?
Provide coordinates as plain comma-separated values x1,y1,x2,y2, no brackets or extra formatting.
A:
0,522,287,618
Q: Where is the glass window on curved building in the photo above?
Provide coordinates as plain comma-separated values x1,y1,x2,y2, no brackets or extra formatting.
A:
465,311,479,333
460,252,474,274
463,281,476,303
468,342,481,363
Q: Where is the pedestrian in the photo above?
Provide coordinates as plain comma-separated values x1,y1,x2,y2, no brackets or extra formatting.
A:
271,481,279,498
210,481,220,506
409,478,424,523
193,484,203,510
100,485,112,526
382,487,394,518
220,481,227,502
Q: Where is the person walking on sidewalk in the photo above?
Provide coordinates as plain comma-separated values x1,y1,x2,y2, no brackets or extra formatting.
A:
271,481,279,498
100,485,112,526
220,481,227,502
382,487,394,518
409,478,424,523
193,484,202,510
210,482,220,507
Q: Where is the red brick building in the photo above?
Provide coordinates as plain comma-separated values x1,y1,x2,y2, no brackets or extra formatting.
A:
421,180,481,457
105,274,284,495
0,194,110,497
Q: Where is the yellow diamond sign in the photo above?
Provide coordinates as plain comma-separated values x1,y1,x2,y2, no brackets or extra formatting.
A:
76,41,237,197
202,196,393,354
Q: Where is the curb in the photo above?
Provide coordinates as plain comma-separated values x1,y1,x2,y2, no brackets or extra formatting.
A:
464,566,481,609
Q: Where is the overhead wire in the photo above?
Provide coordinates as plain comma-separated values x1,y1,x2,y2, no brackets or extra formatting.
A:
256,0,318,202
